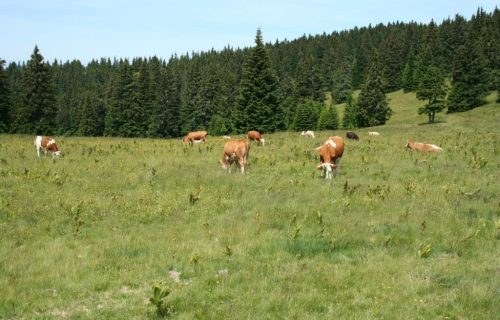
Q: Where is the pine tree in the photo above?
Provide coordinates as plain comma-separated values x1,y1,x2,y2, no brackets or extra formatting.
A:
235,28,283,133
379,30,405,92
0,59,10,132
293,99,319,131
15,46,57,134
77,92,105,136
295,53,323,102
447,37,489,113
105,60,143,137
342,96,358,129
330,59,353,104
401,48,417,92
416,66,447,123
356,50,392,127
317,105,340,130
149,62,181,137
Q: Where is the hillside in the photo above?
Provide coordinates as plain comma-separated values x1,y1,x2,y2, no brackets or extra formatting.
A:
0,93,499,319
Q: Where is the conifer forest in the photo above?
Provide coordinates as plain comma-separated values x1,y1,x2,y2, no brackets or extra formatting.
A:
0,8,498,137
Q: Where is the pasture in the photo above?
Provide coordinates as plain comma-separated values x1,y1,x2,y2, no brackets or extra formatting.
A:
0,91,499,319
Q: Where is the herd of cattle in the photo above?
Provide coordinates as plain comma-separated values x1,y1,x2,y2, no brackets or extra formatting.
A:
34,130,443,178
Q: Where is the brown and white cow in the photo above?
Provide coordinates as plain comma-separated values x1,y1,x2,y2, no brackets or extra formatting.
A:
183,131,208,144
34,135,61,159
406,139,443,153
247,130,265,145
219,139,250,174
301,130,315,138
316,136,345,179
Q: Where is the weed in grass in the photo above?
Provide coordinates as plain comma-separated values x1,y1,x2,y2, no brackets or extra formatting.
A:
343,179,360,195
418,243,432,258
149,283,171,317
189,186,202,205
366,184,391,200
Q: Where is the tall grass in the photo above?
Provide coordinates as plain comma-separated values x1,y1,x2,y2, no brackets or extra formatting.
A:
0,92,499,319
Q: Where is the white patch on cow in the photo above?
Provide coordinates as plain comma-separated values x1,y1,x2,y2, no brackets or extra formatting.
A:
260,138,265,146
325,140,337,149
47,139,55,147
430,144,442,151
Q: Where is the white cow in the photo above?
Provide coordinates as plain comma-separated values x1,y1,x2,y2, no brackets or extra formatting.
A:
301,130,315,138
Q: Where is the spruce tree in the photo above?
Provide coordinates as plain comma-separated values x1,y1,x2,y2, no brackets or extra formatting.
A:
401,48,417,92
15,46,57,134
150,62,181,137
379,31,405,92
416,66,447,123
78,92,105,136
356,50,392,127
330,59,353,104
317,105,339,130
447,37,489,113
105,60,143,137
342,96,358,129
295,53,323,102
235,28,283,133
0,59,10,133
293,99,319,131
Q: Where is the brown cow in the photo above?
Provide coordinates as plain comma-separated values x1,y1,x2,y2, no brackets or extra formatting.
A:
183,131,208,144
247,130,265,145
316,136,345,179
406,139,443,152
219,139,250,174
34,135,62,159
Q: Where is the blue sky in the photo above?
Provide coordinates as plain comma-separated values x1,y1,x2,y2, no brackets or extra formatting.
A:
1,0,497,64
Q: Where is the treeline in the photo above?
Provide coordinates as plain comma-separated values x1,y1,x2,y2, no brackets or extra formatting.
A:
0,8,498,137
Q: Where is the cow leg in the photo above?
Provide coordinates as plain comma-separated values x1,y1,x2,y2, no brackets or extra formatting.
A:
334,158,341,177
36,147,40,157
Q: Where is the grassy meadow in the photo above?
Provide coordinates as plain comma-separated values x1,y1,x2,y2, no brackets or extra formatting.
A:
0,91,499,319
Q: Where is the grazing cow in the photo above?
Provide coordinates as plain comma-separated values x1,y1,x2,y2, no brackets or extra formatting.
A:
183,131,208,144
368,131,380,136
301,130,315,138
316,136,345,179
247,130,265,145
219,139,250,174
34,135,61,159
346,131,359,141
406,139,443,153
222,135,231,140
345,131,359,140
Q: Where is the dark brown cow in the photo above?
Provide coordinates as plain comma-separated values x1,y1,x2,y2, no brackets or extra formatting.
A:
219,139,250,173
183,131,208,144
346,131,359,141
316,136,345,179
247,130,265,145
34,135,61,159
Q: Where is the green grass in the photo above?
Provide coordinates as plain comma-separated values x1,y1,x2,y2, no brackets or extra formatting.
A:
1,92,499,319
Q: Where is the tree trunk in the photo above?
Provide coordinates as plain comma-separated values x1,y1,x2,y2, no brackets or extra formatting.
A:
428,113,432,123
431,112,435,123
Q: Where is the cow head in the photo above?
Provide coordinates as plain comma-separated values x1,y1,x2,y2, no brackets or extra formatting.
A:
405,139,414,149
317,163,334,179
53,151,62,158
219,159,228,171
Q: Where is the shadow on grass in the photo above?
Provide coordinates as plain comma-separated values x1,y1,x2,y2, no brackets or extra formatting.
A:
418,120,447,126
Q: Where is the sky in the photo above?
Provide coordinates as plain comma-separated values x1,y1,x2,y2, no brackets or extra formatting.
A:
1,0,498,64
